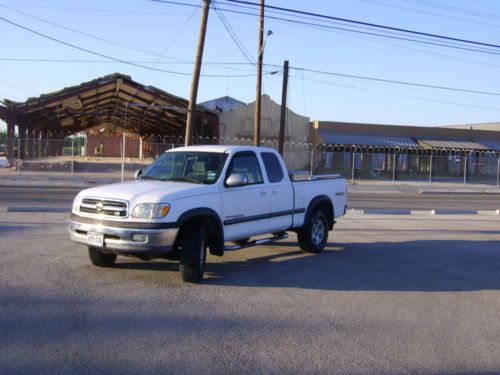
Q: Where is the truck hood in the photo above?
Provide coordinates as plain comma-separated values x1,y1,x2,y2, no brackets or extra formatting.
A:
77,180,215,204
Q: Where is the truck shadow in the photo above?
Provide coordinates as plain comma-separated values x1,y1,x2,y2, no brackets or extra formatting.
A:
203,239,500,292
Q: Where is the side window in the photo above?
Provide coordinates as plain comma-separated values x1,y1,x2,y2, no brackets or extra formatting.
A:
226,152,263,185
261,152,284,183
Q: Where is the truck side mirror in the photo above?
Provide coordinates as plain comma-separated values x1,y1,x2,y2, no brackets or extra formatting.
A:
134,169,143,180
226,173,248,187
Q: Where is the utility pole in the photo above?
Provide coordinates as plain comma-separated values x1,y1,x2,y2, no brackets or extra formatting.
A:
185,0,210,147
254,0,265,147
278,60,289,156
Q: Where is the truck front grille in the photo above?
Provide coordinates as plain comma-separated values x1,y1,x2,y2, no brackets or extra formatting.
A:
79,198,128,217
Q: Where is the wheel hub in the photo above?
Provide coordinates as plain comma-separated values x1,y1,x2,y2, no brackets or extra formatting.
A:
312,219,325,245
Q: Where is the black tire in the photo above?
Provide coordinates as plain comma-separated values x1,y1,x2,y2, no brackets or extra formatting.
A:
179,223,207,283
298,210,328,253
88,246,117,267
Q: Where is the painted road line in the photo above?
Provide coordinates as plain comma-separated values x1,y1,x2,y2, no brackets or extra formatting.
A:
477,209,500,216
431,209,478,215
361,209,412,215
353,209,500,215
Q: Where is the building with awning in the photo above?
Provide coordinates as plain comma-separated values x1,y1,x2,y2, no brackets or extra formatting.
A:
313,121,500,155
311,120,500,178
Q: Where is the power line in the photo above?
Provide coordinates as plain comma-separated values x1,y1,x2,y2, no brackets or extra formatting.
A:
151,0,500,56
361,0,500,29
149,0,500,55
0,2,199,16
1,55,498,97
0,57,257,67
0,80,38,94
399,0,500,22
251,7,500,56
0,16,261,77
0,4,191,62
298,75,500,112
289,66,500,96
212,0,255,64
224,0,500,50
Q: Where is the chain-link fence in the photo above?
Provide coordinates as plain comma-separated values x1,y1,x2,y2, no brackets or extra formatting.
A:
309,150,500,186
1,137,499,186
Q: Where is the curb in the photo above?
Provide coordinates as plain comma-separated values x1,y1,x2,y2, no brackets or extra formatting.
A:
349,209,500,216
6,207,70,213
0,185,88,190
420,190,500,195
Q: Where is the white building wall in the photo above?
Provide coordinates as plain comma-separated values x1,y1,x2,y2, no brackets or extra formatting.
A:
219,95,311,169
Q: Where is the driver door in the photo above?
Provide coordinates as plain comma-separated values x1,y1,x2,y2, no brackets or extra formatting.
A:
221,151,270,241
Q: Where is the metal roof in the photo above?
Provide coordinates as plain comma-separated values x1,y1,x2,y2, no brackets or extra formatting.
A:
477,141,500,151
319,132,419,148
199,96,244,113
0,73,219,138
416,138,488,150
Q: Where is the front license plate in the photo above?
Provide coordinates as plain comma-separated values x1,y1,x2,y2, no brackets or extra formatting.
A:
88,232,104,247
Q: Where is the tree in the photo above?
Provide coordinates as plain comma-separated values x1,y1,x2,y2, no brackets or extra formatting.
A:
0,130,6,141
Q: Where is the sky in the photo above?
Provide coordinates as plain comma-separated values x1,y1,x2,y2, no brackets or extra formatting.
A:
1,0,500,132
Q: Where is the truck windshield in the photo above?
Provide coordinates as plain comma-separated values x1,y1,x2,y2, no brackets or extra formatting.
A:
140,152,227,184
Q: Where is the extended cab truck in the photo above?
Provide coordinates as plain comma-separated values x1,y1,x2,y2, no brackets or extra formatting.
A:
68,146,347,283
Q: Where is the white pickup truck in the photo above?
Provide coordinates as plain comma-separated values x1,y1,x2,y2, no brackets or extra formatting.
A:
68,145,347,283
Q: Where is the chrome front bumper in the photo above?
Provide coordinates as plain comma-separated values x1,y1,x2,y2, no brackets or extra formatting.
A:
68,216,179,255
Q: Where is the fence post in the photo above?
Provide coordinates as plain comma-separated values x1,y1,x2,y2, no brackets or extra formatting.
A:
309,147,314,177
429,154,433,184
121,134,126,182
392,153,396,182
70,138,74,175
463,155,467,185
17,137,21,175
351,152,355,184
497,157,499,188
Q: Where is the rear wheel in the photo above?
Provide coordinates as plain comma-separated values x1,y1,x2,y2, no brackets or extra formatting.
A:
298,210,328,253
179,223,207,283
88,246,117,267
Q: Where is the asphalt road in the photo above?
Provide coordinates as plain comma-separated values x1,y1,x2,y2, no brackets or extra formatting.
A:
1,186,499,211
1,212,499,374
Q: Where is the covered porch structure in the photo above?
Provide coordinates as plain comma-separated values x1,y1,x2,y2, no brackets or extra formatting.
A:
0,73,219,160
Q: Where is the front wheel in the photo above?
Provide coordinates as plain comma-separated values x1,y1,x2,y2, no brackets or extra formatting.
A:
88,246,117,267
179,223,207,283
298,210,328,253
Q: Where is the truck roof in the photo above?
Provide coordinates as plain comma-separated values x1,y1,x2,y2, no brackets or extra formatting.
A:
167,145,278,154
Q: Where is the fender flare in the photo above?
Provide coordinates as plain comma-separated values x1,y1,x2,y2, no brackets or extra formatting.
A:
177,208,224,256
304,195,334,230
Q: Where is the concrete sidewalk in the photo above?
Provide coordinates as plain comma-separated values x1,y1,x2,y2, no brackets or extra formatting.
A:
1,169,499,194
348,179,500,195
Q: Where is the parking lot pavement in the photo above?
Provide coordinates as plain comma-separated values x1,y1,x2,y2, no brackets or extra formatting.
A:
1,212,500,375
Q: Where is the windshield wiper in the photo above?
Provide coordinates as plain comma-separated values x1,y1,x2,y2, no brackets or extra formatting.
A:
166,177,203,184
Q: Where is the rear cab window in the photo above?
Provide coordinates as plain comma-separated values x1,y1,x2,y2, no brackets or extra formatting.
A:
261,152,284,183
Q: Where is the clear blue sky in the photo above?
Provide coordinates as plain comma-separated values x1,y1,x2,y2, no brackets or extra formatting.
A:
1,0,500,132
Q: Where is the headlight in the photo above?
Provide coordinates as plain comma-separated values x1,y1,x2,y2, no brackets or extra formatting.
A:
72,196,83,212
131,203,170,219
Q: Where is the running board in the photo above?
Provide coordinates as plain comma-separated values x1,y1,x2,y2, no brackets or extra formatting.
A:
224,232,289,251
